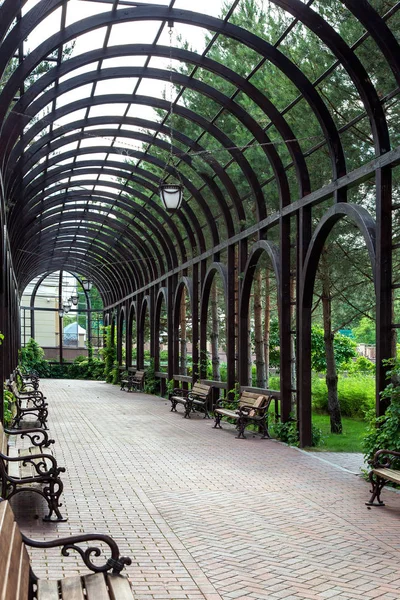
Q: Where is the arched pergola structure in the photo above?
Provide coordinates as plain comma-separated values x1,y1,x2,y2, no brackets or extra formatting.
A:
1,0,399,445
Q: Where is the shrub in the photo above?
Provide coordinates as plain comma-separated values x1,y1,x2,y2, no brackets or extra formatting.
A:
20,338,49,376
312,374,375,418
272,418,323,448
363,359,400,463
101,326,116,383
3,389,14,427
144,358,160,395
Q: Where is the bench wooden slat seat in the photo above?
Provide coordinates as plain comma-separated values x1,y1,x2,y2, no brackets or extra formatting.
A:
366,449,400,506
7,380,48,429
169,382,212,418
0,421,66,522
213,391,272,439
0,500,134,600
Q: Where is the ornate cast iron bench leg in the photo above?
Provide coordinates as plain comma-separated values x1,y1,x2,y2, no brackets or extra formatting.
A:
235,416,247,439
366,472,386,506
213,413,223,428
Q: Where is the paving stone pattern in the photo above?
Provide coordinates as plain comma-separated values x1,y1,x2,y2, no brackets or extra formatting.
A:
11,379,400,600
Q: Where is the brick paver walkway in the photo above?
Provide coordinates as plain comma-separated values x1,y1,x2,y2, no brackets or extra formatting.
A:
10,379,400,600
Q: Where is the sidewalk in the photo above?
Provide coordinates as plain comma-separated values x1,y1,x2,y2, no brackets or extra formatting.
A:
11,379,400,600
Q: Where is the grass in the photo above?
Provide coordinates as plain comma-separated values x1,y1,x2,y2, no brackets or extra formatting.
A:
309,414,367,452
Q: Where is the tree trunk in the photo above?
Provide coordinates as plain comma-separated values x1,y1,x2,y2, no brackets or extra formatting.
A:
321,252,342,434
254,269,266,387
264,270,270,389
210,281,220,381
180,289,187,375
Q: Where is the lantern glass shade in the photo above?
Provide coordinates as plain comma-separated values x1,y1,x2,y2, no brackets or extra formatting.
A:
58,309,64,318
63,302,70,314
159,183,183,211
71,291,79,306
82,279,92,292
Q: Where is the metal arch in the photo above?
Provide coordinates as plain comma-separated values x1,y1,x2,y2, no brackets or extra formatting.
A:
10,133,219,248
156,287,168,315
343,0,400,89
173,277,194,324
15,227,145,295
199,262,229,327
274,0,390,155
3,90,263,226
5,65,292,220
21,176,186,267
0,5,345,179
240,240,281,302
300,203,377,311
15,193,178,275
5,42,310,198
17,255,118,306
14,216,155,291
138,295,151,334
14,119,233,242
238,240,281,387
16,240,130,294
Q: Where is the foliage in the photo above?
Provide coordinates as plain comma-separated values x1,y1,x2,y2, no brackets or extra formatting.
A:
166,379,175,396
68,356,105,380
344,356,375,375
101,326,116,383
19,338,49,376
0,331,4,345
111,360,120,386
144,358,160,395
353,317,376,345
272,418,323,448
363,359,400,463
312,374,375,418
3,389,14,427
311,326,357,373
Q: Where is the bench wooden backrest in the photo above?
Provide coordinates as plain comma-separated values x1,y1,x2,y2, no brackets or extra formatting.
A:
238,391,271,415
0,422,7,456
10,380,20,398
191,382,211,398
133,371,145,381
0,500,30,599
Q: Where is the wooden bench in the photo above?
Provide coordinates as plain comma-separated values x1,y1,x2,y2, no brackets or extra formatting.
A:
169,382,212,418
120,367,136,391
366,449,400,506
16,365,40,391
213,391,272,439
7,380,48,429
130,370,146,392
0,421,66,521
0,499,134,600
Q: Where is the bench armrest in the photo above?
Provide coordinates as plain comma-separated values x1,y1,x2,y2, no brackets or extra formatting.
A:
0,452,65,478
238,404,269,417
188,392,207,402
4,427,54,448
22,532,132,575
370,449,400,468
170,388,189,399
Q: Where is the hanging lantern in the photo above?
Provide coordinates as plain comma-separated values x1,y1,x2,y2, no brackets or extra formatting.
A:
159,183,184,212
58,309,64,318
70,290,79,306
62,301,71,314
82,279,92,292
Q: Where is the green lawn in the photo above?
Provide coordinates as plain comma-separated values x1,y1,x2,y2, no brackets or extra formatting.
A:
309,415,367,452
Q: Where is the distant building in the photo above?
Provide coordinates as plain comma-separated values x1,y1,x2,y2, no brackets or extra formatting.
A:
63,322,86,347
